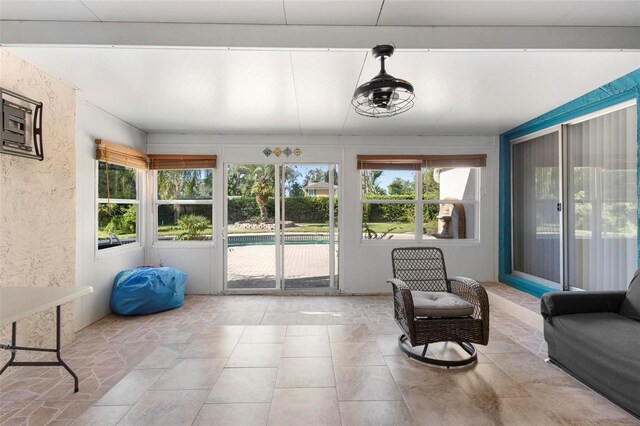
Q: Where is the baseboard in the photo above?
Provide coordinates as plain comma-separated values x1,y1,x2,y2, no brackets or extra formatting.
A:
485,287,544,332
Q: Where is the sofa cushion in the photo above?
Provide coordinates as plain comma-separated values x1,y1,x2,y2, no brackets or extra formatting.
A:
547,312,640,416
411,291,474,317
620,268,640,321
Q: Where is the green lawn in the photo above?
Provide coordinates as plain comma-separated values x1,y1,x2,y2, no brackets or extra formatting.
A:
363,222,415,234
101,222,424,241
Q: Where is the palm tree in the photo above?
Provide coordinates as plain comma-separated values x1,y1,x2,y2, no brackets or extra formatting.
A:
362,170,385,195
250,165,275,220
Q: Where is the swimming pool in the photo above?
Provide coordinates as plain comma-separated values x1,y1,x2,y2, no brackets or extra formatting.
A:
227,233,335,247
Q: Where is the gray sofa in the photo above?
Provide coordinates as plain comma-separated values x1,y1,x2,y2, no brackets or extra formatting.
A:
541,270,640,417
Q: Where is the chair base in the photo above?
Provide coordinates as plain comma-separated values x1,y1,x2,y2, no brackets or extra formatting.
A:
398,335,477,368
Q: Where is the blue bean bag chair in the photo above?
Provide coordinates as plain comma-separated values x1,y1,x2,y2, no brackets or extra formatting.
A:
110,266,187,316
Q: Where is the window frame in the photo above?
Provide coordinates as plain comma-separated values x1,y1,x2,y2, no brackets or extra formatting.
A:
95,160,142,255
360,167,481,244
153,168,215,247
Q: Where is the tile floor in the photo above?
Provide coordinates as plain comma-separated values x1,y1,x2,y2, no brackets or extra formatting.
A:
0,292,638,425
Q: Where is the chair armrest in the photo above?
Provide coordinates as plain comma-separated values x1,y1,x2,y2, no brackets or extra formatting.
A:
449,277,490,323
387,278,415,337
540,291,627,323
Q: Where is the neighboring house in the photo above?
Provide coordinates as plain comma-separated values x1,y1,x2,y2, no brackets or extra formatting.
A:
302,182,337,197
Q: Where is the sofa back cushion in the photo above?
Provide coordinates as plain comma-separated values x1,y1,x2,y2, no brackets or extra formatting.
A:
620,268,640,321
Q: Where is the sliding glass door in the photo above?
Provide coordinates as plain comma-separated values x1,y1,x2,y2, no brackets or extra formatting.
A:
512,131,562,288
224,163,339,290
511,103,638,292
282,165,338,289
566,105,638,291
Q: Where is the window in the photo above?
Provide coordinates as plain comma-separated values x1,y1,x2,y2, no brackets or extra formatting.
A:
156,169,213,242
422,167,478,239
362,169,416,240
360,156,481,241
97,161,140,250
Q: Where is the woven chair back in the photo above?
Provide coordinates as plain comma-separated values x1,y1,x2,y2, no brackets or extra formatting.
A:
391,247,449,292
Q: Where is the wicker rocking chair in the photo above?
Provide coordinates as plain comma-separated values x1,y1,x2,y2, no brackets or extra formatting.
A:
388,247,489,367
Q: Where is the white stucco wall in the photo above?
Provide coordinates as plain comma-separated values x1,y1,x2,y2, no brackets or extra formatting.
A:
75,99,147,330
0,49,76,361
146,134,499,294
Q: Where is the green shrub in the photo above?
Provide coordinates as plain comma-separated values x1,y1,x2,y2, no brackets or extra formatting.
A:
102,204,137,234
177,214,210,240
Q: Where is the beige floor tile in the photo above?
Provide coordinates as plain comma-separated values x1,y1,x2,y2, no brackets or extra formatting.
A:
226,343,283,368
375,334,403,356
334,366,402,401
328,325,376,342
266,298,301,311
193,325,246,340
339,401,416,426
94,369,164,406
207,368,277,403
297,312,336,325
450,364,529,398
331,341,386,366
276,357,335,388
485,352,577,386
366,321,400,335
282,335,331,357
211,311,264,325
260,312,302,325
286,325,328,337
135,346,182,369
268,388,341,426
426,341,491,364
240,326,287,343
471,396,564,426
117,390,208,426
180,337,238,358
152,358,226,390
70,405,130,426
524,382,640,425
476,338,527,354
52,401,94,421
384,356,456,388
399,385,493,426
194,403,270,426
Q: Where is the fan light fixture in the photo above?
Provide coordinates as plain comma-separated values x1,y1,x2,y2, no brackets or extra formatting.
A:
352,45,415,118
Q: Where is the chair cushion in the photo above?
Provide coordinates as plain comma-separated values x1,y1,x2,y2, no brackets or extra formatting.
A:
620,268,640,321
411,291,475,318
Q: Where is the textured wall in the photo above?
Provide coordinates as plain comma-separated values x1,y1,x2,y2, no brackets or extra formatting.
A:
0,49,76,363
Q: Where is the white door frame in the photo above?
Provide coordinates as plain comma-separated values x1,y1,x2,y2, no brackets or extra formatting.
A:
223,161,340,292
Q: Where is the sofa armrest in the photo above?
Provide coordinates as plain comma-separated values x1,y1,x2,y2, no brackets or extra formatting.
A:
540,291,627,323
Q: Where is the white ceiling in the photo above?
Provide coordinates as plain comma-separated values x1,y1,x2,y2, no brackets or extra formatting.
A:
1,0,639,26
5,47,639,135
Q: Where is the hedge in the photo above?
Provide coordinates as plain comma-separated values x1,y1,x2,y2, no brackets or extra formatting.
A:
228,197,338,224
226,195,440,225
362,195,440,225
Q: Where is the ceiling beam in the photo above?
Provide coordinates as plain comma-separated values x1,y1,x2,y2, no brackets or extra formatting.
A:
1,21,639,50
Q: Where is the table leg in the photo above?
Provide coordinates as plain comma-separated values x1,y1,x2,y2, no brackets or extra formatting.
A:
56,305,79,393
0,306,80,393
0,322,17,375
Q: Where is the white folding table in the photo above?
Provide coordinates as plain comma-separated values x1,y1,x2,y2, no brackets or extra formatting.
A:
0,286,93,392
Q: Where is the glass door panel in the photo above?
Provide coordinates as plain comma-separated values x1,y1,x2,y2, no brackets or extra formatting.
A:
226,164,278,289
512,131,562,286
567,105,638,291
282,164,338,290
